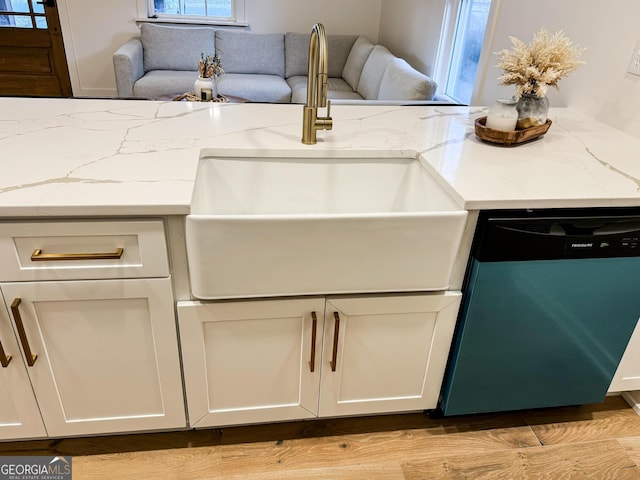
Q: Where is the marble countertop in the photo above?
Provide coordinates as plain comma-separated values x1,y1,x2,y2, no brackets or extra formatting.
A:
2,97,640,216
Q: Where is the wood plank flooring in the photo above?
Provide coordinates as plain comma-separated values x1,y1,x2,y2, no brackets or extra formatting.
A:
2,396,640,479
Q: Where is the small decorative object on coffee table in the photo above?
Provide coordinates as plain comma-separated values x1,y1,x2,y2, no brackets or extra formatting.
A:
194,53,224,100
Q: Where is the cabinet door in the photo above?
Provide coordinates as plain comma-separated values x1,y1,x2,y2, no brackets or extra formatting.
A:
0,301,46,440
1,278,185,437
319,292,461,417
178,297,324,427
609,320,640,392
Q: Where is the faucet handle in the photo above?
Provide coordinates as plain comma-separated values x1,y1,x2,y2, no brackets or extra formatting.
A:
315,100,333,130
318,100,333,132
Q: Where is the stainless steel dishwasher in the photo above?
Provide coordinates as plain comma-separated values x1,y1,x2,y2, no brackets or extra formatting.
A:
440,208,640,416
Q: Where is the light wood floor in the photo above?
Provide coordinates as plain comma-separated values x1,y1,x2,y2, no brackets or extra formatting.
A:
2,396,640,479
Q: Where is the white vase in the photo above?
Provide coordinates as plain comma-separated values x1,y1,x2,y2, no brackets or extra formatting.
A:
193,76,216,100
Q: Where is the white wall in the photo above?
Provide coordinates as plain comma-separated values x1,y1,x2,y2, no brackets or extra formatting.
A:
376,0,640,139
377,0,445,76
473,0,640,139
58,0,141,97
58,0,382,98
244,0,381,37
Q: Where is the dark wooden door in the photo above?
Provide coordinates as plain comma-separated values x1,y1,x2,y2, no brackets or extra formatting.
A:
0,0,72,97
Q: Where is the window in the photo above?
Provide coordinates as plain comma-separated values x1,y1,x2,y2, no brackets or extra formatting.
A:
145,0,246,25
435,0,492,105
0,0,47,29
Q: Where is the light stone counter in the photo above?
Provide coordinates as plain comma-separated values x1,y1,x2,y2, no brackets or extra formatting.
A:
2,97,640,216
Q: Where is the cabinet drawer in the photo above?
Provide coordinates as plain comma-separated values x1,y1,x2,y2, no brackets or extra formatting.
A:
0,220,169,281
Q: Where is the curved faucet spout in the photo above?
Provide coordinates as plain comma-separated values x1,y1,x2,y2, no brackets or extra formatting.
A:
302,23,333,144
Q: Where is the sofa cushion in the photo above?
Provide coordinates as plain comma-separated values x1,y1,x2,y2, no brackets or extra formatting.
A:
286,76,307,104
216,30,285,77
133,70,199,98
217,73,291,103
287,75,362,104
342,36,375,90
356,45,396,100
141,23,215,72
284,33,310,78
284,32,357,78
378,58,438,101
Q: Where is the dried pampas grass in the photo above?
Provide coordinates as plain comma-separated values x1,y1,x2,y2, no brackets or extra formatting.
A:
496,28,585,99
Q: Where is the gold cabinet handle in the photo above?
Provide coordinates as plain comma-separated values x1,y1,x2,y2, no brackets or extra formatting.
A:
330,312,340,372
31,247,124,261
309,311,318,373
0,337,11,368
10,298,37,367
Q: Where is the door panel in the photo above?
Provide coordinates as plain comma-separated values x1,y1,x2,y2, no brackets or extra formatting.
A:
334,311,437,402
0,0,72,96
319,293,461,417
178,298,324,427
2,278,185,437
441,258,640,416
35,297,164,421
0,296,46,440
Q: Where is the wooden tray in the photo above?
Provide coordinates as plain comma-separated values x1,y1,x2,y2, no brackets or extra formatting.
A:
475,116,552,146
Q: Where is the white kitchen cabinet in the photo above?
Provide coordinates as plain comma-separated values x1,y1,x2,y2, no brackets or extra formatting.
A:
609,320,640,392
0,302,47,440
178,297,325,428
318,293,461,417
0,219,186,440
1,278,185,438
178,291,461,427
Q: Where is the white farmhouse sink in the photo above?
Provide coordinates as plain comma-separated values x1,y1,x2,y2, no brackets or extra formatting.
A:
186,152,467,299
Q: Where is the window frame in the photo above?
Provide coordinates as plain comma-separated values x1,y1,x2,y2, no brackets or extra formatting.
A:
136,0,247,26
433,0,500,105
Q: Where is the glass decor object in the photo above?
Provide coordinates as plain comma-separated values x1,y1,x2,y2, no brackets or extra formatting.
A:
485,98,518,131
516,93,549,129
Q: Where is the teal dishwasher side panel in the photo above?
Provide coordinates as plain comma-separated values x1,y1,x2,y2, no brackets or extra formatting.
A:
440,257,640,416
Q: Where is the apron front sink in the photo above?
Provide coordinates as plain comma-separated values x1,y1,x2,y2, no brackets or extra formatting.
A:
186,151,467,299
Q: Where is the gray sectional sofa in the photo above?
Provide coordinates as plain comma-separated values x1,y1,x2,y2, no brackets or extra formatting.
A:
113,24,439,104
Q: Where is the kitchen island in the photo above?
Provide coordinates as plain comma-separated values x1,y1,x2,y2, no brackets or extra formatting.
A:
1,97,639,440
2,97,640,215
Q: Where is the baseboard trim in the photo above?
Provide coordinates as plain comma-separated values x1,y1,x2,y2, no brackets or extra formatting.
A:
622,391,640,416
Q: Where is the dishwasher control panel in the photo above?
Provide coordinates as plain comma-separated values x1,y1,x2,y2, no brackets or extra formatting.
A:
564,235,640,255
475,210,640,261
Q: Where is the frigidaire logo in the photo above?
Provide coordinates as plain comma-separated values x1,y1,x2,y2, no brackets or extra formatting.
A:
0,456,72,480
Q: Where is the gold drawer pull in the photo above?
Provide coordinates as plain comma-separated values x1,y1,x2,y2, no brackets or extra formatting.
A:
0,337,11,368
10,298,37,367
31,247,124,261
309,311,318,373
330,312,341,372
